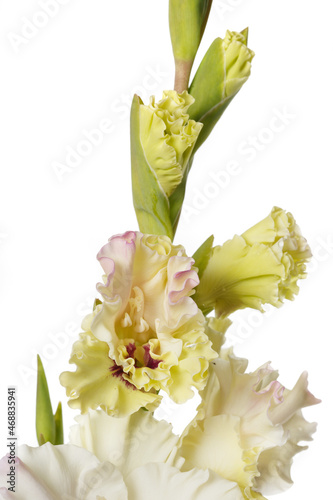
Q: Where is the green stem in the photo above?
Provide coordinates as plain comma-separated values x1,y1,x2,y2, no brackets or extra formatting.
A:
174,59,193,93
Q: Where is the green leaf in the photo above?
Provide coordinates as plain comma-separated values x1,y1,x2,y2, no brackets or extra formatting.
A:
130,95,174,240
192,234,214,279
93,298,102,310
36,355,56,446
169,0,213,62
170,31,253,229
169,0,213,91
189,38,234,151
38,433,46,445
241,27,249,45
54,402,64,445
168,156,193,233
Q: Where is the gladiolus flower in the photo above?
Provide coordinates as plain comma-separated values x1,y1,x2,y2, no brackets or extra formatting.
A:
139,90,202,198
0,442,245,500
194,207,311,317
188,30,254,150
60,231,216,417
176,349,319,499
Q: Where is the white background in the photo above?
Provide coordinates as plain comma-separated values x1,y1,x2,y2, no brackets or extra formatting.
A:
0,0,332,498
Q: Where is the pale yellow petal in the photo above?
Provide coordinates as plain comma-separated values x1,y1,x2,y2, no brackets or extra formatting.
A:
60,330,161,418
125,463,244,500
140,91,202,197
69,409,178,477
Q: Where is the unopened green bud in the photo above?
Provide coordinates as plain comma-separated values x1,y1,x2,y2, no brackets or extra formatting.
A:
189,29,255,150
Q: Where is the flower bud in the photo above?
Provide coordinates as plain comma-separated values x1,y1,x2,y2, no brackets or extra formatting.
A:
241,206,312,301
131,91,202,238
194,207,311,317
189,30,254,150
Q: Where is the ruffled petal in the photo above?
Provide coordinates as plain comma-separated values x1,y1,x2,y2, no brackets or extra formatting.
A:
139,91,202,197
195,207,311,318
176,349,319,499
94,232,137,344
242,207,312,302
269,371,320,425
222,30,255,98
195,235,285,316
125,463,244,500
253,376,319,495
0,456,54,500
179,414,260,495
62,232,216,417
0,443,127,500
204,316,231,354
69,409,178,477
59,330,161,418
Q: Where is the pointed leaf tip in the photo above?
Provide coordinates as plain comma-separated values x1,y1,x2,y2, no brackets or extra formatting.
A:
54,402,64,445
36,355,56,446
193,234,214,279
241,27,249,44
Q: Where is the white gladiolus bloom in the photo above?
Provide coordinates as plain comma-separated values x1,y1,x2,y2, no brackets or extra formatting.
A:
0,443,127,500
0,439,245,500
176,349,319,499
69,408,179,476
125,463,244,500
